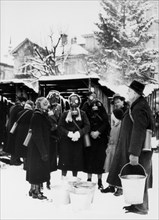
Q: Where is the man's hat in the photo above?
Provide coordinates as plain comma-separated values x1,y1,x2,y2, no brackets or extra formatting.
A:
111,93,125,104
128,80,145,95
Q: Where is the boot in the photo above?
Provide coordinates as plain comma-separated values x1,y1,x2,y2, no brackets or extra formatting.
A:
98,179,103,190
46,181,51,190
114,188,123,196
32,184,47,200
101,185,115,193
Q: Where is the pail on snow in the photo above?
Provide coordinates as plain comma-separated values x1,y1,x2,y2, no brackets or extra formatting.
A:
52,177,81,206
52,184,70,206
119,163,147,205
69,181,96,211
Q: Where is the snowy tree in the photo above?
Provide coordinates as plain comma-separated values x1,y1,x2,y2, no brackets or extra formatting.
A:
93,0,158,84
16,33,67,79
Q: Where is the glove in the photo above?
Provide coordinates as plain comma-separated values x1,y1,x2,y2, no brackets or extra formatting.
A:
48,110,54,116
91,131,100,139
129,154,139,166
42,154,49,162
68,131,73,138
71,131,80,141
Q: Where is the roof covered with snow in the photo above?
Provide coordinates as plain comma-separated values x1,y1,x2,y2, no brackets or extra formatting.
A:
56,43,88,57
39,73,99,81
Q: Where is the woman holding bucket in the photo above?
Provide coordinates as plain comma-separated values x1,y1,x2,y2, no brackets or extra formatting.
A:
106,80,154,215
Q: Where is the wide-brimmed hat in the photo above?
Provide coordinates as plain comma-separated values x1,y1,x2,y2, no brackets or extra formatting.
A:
128,80,145,95
111,93,125,104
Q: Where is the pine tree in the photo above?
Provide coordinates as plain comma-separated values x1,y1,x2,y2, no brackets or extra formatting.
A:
92,0,158,85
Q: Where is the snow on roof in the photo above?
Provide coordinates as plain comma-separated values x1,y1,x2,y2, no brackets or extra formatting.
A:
56,43,88,57
144,83,159,96
0,55,14,66
39,73,99,81
77,36,86,45
11,38,30,54
0,79,23,84
0,78,39,93
99,80,129,99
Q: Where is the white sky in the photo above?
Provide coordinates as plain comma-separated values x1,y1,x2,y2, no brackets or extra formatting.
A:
0,0,101,57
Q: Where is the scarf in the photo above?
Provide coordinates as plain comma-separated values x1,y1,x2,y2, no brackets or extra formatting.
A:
65,108,81,123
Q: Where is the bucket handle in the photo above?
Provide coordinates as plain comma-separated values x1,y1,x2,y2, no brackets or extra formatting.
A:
119,163,147,177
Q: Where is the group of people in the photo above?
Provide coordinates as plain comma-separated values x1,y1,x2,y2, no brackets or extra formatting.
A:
3,80,154,215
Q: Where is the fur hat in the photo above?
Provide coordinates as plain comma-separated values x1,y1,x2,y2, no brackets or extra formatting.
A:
128,80,145,95
113,109,124,120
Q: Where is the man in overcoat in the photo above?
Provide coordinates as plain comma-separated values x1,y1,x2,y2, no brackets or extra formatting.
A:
106,80,154,215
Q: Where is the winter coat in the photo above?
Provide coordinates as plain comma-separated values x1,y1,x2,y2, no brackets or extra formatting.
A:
82,101,111,174
26,109,51,184
14,109,34,158
48,114,59,172
4,104,24,154
57,110,90,172
107,96,154,188
103,120,121,173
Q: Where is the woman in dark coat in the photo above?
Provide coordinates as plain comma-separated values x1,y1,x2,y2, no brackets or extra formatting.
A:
107,80,154,215
46,90,62,189
26,97,51,200
5,96,26,165
14,100,34,166
82,93,110,189
58,93,90,178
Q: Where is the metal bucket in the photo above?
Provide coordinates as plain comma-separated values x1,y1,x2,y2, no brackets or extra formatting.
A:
119,163,147,204
69,181,96,211
52,184,70,206
52,177,81,207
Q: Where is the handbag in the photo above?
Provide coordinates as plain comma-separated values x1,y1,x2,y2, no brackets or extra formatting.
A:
10,110,30,134
23,129,32,147
23,111,41,147
83,133,91,147
142,129,152,151
10,122,18,134
72,119,91,147
129,108,152,151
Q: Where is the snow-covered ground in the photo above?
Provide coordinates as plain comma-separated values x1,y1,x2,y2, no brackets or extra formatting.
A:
0,152,158,220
